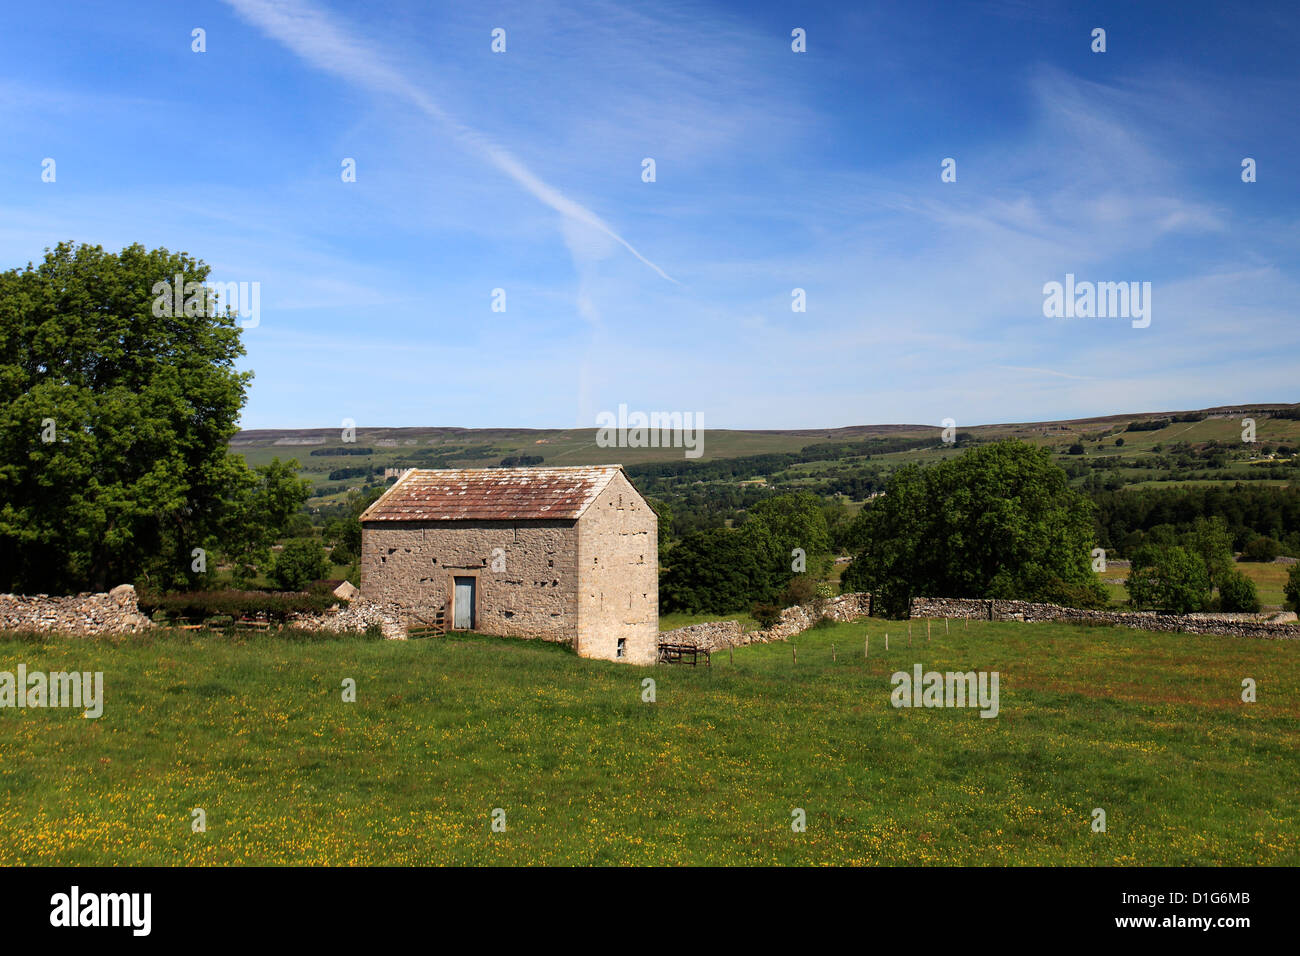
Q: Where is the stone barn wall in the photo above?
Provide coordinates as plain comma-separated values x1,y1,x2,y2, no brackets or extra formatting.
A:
360,520,579,643
576,470,658,665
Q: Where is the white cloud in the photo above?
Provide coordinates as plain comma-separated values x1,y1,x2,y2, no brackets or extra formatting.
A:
220,0,677,283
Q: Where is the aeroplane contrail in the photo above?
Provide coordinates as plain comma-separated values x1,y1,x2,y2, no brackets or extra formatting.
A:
222,0,677,283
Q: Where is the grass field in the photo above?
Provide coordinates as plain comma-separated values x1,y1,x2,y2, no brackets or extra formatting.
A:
2,618,1296,866
1240,562,1294,607
1097,559,1294,609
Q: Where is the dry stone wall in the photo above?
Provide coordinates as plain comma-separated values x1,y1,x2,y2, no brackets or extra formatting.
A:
0,584,408,639
286,600,408,640
12,582,1290,646
0,585,153,635
657,619,742,652
909,597,1300,640
660,592,872,652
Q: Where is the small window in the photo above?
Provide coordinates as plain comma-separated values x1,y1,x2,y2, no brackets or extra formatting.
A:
616,638,626,659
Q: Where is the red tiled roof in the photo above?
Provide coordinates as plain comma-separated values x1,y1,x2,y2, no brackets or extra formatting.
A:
359,466,622,522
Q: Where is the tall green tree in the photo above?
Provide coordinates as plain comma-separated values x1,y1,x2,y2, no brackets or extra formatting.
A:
747,491,833,561
1126,545,1210,613
841,465,929,615
1216,570,1260,613
1185,515,1235,590
220,458,313,586
269,537,329,591
329,484,386,563
1285,564,1300,612
647,496,674,552
0,241,293,592
658,490,836,614
842,440,1106,616
659,521,784,614
821,497,853,551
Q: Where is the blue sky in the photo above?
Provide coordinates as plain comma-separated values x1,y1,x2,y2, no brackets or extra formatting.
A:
2,0,1297,430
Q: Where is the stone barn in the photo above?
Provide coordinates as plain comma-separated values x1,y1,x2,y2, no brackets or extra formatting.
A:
359,465,658,664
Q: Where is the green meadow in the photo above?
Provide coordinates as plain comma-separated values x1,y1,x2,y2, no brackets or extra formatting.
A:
1097,560,1293,610
1,619,1296,866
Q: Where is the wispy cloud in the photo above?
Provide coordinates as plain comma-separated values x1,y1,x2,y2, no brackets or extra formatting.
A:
2,1,1294,431
220,0,676,283
997,366,1095,381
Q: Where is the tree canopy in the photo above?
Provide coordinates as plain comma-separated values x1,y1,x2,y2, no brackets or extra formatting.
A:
842,440,1107,616
746,490,833,559
0,241,303,593
1185,516,1234,590
1125,545,1210,613
659,491,833,614
659,523,781,615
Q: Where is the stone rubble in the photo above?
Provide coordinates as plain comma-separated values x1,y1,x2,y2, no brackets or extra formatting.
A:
0,584,410,639
286,600,409,640
0,584,154,635
660,592,873,652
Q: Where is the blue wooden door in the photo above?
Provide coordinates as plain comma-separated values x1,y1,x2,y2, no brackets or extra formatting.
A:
453,577,475,629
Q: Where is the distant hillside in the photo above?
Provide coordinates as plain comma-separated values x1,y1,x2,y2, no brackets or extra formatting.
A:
230,402,1300,508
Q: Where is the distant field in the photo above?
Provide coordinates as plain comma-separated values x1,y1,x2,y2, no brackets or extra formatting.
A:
231,426,857,475
2,619,1296,865
229,405,1300,508
1121,479,1294,490
1099,559,1292,609
1237,561,1293,607
231,426,874,505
